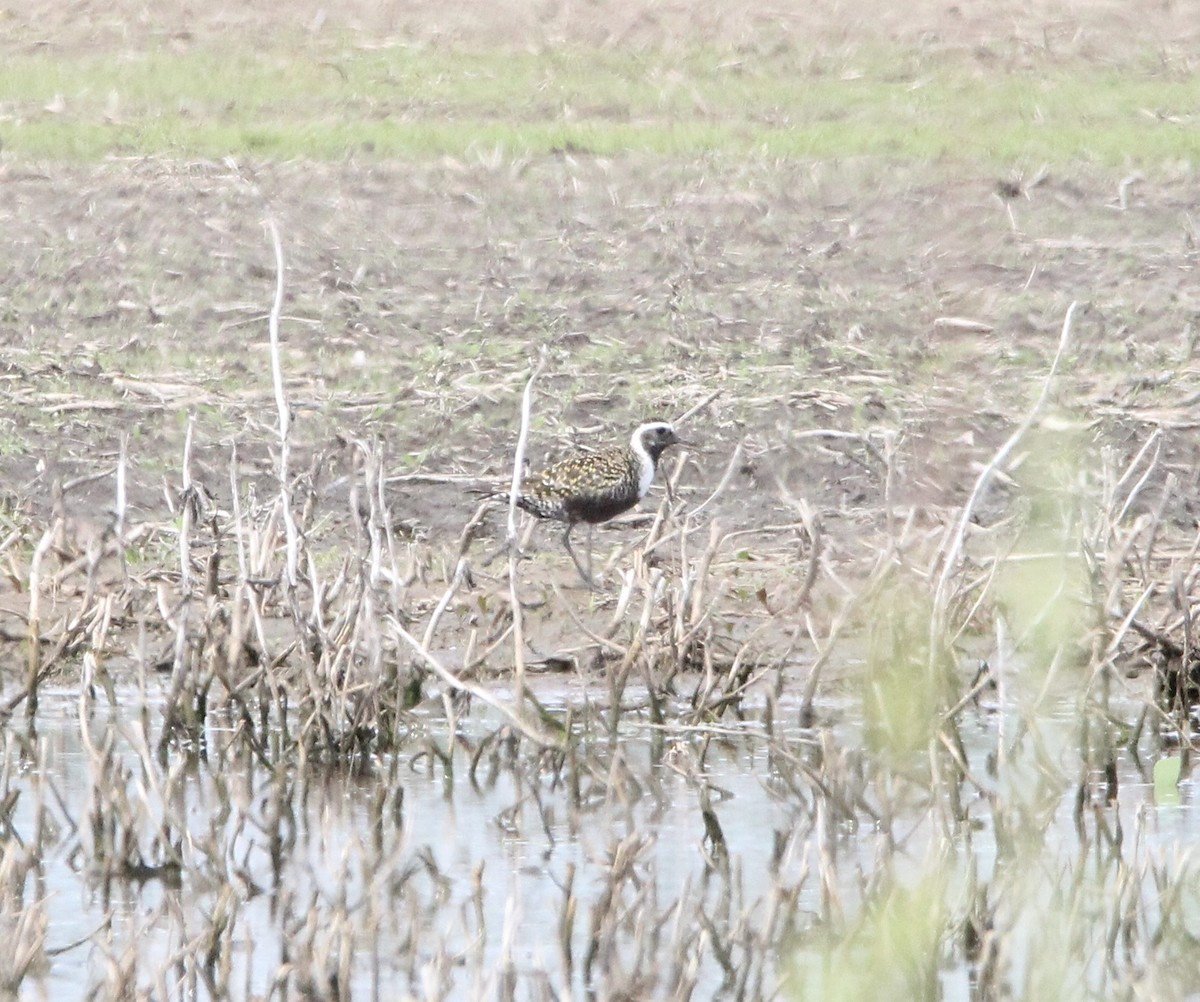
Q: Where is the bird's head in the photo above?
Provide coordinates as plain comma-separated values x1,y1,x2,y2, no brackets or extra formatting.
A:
633,421,683,463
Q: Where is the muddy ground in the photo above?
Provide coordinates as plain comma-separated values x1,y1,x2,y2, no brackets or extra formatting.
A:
2,0,1199,680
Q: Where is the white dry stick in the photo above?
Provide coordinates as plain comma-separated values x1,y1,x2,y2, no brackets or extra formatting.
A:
930,300,1080,663
229,443,271,659
115,432,128,577
498,892,520,996
179,415,195,593
169,598,191,697
229,443,249,583
26,527,55,681
506,348,547,707
505,349,547,546
372,439,404,605
266,216,299,589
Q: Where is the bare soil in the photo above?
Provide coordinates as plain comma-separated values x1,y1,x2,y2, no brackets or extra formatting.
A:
2,0,1199,678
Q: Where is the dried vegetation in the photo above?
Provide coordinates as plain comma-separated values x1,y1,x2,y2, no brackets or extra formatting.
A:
4,2,1200,998
4,245,1200,998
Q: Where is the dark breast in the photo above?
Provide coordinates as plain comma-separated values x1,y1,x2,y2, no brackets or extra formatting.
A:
564,487,640,524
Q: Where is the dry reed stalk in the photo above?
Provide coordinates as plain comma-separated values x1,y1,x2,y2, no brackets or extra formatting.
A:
504,350,546,549
557,861,577,983
227,443,271,664
686,519,725,626
178,415,196,594
798,542,899,724
546,587,628,659
608,569,666,724
420,557,470,653
115,432,129,579
930,301,1080,668
503,350,547,711
1114,428,1162,524
604,569,639,639
265,217,299,591
388,614,563,747
766,472,828,612
366,440,405,604
678,442,739,528
637,451,691,561
22,527,57,717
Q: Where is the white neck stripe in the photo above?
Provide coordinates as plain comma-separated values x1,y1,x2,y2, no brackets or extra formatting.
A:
630,423,665,499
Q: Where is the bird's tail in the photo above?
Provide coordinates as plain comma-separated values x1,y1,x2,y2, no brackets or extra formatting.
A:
467,486,509,504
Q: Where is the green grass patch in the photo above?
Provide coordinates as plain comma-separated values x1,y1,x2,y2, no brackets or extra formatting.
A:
0,42,1196,164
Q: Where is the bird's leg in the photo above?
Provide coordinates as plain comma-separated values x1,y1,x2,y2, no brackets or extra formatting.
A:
562,522,597,589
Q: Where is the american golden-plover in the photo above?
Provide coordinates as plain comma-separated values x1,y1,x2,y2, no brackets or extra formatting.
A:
496,421,682,585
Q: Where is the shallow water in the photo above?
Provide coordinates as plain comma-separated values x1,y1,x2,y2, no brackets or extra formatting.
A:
5,679,1196,1000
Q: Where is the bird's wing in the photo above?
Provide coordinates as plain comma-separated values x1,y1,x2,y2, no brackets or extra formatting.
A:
532,447,624,491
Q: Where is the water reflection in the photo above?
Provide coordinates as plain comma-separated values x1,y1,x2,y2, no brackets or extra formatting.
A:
2,686,1195,999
